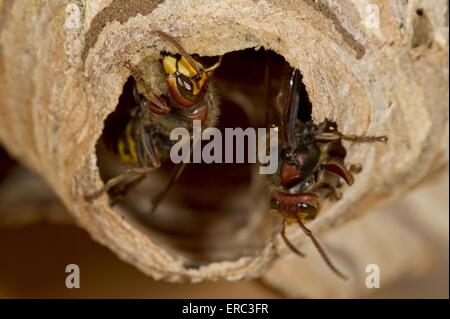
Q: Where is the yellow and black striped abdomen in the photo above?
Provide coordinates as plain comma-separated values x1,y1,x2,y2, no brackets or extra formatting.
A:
117,119,139,164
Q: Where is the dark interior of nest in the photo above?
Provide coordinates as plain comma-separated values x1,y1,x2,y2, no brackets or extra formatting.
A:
0,146,18,188
95,48,313,267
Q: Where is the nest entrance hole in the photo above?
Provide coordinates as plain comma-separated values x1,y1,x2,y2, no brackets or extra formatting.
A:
95,48,313,266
